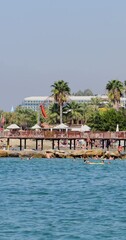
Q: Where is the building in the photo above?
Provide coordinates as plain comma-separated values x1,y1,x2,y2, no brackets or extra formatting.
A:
21,95,126,111
21,96,54,111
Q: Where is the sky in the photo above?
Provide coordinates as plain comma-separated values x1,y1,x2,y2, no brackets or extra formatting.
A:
0,0,126,111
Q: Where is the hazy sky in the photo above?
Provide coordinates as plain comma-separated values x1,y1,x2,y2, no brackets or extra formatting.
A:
0,0,126,111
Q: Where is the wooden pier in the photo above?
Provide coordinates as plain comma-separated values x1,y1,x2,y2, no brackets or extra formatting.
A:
0,130,126,151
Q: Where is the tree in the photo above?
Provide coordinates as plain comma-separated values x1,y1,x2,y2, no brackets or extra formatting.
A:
89,111,102,131
63,101,82,125
83,89,93,96
51,80,70,124
73,90,84,96
15,107,37,128
106,80,124,110
79,102,89,124
73,89,93,96
47,103,60,124
89,97,101,110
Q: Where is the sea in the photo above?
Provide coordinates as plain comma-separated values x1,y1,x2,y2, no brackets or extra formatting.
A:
0,158,126,240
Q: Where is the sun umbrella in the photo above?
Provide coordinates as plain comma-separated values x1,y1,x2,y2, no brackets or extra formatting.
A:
7,124,20,130
31,124,41,130
80,125,91,132
53,123,69,129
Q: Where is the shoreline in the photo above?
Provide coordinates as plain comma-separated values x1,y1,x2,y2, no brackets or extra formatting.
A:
0,148,125,160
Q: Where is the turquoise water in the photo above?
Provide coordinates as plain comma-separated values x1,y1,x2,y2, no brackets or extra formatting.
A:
0,158,126,240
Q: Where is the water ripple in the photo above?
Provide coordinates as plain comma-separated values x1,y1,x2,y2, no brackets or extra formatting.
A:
0,158,126,239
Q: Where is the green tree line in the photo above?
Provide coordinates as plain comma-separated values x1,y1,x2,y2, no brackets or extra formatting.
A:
1,79,126,131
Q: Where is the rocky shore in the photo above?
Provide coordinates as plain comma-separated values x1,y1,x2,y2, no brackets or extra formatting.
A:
0,139,125,159
0,149,125,159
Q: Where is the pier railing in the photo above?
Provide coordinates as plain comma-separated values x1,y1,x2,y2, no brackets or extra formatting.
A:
1,130,126,139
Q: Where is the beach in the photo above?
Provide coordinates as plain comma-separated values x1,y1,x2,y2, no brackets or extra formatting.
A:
0,139,52,151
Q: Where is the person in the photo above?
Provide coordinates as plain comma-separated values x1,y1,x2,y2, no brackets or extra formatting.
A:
83,159,90,163
118,145,123,153
84,159,87,163
106,139,111,150
46,152,52,159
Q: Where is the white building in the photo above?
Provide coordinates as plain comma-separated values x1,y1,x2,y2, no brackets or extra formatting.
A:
21,96,53,111
21,95,126,111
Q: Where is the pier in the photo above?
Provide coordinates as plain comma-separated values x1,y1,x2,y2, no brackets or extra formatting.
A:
0,130,126,151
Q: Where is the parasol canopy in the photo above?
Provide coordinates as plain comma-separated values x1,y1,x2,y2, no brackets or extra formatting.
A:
53,123,69,130
80,125,91,132
31,124,41,130
7,124,20,130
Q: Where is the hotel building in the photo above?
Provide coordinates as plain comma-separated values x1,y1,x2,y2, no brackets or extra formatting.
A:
20,95,126,111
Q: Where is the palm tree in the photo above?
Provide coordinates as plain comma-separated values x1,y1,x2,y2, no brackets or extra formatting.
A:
89,97,101,110
79,102,96,124
106,80,124,110
47,103,60,124
51,80,70,124
63,101,82,125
